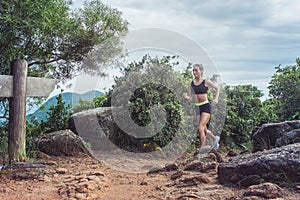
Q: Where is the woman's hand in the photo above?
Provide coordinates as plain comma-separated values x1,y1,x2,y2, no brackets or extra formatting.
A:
182,92,190,100
212,99,218,105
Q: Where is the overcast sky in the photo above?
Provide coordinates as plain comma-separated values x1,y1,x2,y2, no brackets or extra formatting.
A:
70,0,300,98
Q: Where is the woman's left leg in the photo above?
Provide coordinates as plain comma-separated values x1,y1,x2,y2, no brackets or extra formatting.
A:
198,112,210,147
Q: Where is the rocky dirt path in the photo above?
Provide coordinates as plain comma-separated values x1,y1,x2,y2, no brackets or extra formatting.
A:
0,153,299,200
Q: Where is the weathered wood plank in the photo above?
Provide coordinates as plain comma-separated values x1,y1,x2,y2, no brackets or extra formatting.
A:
9,59,27,162
0,75,57,97
26,77,58,97
0,75,13,97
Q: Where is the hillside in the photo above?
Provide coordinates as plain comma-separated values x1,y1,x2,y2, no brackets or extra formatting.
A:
27,90,103,122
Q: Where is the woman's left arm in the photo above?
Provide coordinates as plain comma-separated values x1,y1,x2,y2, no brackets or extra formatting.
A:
206,80,219,104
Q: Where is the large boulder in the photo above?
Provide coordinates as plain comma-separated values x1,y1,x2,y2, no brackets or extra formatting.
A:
218,143,300,187
69,107,114,136
251,120,300,152
36,129,93,156
69,107,153,152
69,107,118,151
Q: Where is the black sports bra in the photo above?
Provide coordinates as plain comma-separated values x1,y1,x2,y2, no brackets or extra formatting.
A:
191,80,208,94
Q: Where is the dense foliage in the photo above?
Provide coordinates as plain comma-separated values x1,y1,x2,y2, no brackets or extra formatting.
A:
268,58,300,120
222,85,263,149
106,55,193,152
0,0,128,78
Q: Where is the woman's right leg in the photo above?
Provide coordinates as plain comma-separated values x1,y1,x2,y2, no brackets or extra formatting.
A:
206,130,220,150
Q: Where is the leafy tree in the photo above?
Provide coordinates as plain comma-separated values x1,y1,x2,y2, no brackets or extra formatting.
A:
268,58,300,120
222,84,263,149
0,0,128,79
41,93,73,133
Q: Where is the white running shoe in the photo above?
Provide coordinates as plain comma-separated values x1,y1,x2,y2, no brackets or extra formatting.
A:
213,136,220,150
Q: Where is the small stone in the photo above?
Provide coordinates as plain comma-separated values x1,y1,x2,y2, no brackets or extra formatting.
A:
183,160,203,171
87,175,101,182
67,187,76,197
58,187,67,196
170,171,184,180
53,173,59,178
87,182,97,190
140,181,148,185
201,162,217,173
75,193,86,200
54,183,66,188
56,168,68,174
63,176,74,183
164,163,178,171
78,178,89,183
38,175,51,182
76,185,89,193
75,175,87,180
179,175,210,186
47,161,57,166
90,171,105,176
227,150,238,157
35,151,51,159
243,182,284,199
206,152,217,161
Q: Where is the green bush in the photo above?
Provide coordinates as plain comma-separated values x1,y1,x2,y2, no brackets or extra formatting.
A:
107,55,194,152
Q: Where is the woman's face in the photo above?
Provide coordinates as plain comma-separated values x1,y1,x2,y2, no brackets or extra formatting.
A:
192,66,201,77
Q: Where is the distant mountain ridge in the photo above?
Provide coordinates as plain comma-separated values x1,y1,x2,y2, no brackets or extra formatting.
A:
27,90,103,122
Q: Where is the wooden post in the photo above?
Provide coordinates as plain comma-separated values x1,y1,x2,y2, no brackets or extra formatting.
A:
8,59,28,162
0,59,57,163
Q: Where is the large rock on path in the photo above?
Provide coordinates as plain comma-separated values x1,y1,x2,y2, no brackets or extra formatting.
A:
251,120,300,152
36,129,93,156
218,143,300,187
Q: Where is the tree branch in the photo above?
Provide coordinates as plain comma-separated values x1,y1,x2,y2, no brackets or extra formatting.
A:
28,57,63,67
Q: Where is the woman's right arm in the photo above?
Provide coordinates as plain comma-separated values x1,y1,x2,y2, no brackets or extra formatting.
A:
183,83,192,100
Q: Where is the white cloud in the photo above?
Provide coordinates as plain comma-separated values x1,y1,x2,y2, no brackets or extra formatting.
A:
71,0,300,97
